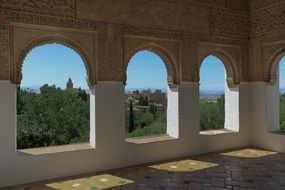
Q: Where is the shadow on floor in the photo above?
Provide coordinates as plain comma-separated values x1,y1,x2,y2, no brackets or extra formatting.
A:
4,147,285,190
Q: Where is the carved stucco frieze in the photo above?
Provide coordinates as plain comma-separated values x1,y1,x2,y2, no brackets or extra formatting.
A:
10,24,97,86
197,43,241,87
96,24,124,81
0,0,75,18
0,16,8,48
262,40,285,83
123,35,180,86
248,39,262,81
210,8,249,39
250,0,281,11
0,1,252,83
184,39,199,82
0,56,9,80
180,39,191,82
251,2,285,38
0,9,98,32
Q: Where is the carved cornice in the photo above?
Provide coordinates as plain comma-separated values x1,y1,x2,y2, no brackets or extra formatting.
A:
0,1,251,83
0,0,75,18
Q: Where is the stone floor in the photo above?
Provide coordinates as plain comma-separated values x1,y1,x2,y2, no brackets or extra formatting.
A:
3,148,285,190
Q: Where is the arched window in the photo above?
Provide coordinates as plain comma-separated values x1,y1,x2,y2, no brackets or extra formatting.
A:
279,56,285,132
17,44,93,149
125,50,178,139
199,55,239,134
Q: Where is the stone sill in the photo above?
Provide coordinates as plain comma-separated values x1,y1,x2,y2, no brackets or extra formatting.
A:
269,130,285,136
17,143,93,156
126,134,177,144
199,129,238,136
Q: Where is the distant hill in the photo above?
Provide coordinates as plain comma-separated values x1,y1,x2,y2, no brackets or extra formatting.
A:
280,88,285,94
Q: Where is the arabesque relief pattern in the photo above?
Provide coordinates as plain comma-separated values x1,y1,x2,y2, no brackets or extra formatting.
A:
0,0,75,17
249,1,285,83
210,8,249,39
3,0,285,84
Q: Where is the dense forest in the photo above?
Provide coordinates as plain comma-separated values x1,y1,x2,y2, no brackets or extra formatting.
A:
17,84,89,149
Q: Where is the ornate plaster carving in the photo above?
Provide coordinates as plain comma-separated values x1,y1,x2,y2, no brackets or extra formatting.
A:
262,41,285,83
0,1,251,84
96,25,124,81
251,2,285,38
0,56,9,80
210,8,249,39
11,29,96,87
197,43,241,88
0,0,75,17
123,36,180,86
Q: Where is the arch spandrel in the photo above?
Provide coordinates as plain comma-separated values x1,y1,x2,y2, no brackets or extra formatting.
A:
265,47,285,84
12,34,96,88
197,47,240,88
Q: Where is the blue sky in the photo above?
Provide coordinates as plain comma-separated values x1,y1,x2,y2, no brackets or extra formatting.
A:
199,56,225,91
125,50,168,90
22,44,88,89
22,44,285,91
280,56,285,89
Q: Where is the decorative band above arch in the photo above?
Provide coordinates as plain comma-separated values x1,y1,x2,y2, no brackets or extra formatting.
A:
197,49,240,88
266,48,285,84
12,34,96,87
123,42,179,87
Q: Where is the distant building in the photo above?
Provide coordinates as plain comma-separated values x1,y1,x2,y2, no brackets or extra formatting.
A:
125,89,167,117
66,78,74,89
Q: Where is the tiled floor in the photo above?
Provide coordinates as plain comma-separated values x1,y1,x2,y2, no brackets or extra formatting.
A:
3,148,285,190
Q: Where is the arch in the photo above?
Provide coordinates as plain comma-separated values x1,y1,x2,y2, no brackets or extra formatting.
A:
124,43,179,87
198,49,239,88
13,34,96,87
267,48,285,84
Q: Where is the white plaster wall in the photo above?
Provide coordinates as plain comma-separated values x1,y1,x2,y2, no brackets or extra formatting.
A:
89,88,96,147
167,86,179,138
250,82,285,152
0,81,252,187
225,86,239,131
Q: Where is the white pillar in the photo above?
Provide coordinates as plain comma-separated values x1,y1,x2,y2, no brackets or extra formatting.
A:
225,85,239,131
89,88,96,147
0,81,17,156
265,81,279,132
167,85,179,138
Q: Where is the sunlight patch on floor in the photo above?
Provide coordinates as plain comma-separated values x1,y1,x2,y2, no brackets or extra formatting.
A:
46,174,133,190
149,159,218,172
221,148,277,158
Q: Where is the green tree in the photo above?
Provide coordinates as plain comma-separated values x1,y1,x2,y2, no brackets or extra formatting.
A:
128,100,135,133
140,112,154,128
17,84,90,149
78,87,88,102
149,103,157,117
200,94,225,131
280,94,285,131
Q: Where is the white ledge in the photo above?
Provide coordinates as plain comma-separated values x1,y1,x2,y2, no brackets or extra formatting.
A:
17,143,93,155
199,129,238,136
126,134,177,144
